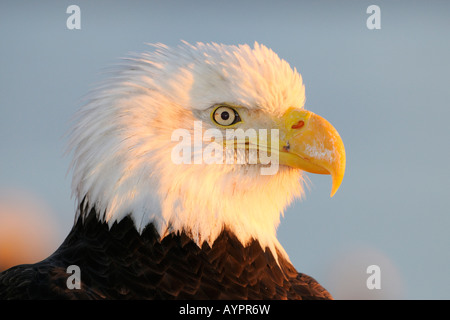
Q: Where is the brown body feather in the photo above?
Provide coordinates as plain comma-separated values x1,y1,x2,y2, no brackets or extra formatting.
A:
0,208,331,300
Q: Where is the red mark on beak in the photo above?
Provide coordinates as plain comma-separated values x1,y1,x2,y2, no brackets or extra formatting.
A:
291,120,305,129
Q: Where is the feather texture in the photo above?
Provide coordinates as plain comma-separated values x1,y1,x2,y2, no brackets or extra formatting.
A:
67,42,308,259
0,207,331,300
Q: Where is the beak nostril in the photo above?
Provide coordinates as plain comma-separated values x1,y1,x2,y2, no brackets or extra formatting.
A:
291,120,304,129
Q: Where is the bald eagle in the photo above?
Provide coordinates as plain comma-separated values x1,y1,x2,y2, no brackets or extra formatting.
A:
0,42,345,300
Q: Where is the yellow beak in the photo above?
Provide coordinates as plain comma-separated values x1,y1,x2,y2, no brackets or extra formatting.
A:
278,108,346,197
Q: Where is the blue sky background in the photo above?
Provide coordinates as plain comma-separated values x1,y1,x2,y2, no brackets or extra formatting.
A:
1,0,449,299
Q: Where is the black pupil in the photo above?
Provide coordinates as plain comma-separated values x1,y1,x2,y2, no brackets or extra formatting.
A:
220,111,230,121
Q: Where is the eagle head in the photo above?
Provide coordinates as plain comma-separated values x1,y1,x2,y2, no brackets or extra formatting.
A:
68,42,345,259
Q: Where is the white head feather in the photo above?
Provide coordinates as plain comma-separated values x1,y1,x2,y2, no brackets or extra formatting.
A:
68,41,307,259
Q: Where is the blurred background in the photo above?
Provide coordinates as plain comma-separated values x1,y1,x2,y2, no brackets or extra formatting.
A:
0,0,449,299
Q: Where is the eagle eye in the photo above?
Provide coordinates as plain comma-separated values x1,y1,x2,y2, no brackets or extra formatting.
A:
212,106,241,126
